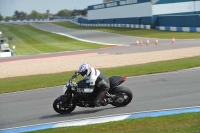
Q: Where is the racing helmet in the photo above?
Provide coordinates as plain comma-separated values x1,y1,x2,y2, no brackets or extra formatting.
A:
78,63,91,78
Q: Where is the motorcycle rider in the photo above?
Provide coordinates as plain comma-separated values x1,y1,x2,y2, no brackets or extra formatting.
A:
78,63,110,107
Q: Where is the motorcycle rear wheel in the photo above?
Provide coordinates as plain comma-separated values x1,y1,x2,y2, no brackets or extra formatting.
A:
110,86,133,107
53,99,76,114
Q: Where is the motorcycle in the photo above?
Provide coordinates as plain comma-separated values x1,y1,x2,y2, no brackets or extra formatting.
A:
53,72,133,114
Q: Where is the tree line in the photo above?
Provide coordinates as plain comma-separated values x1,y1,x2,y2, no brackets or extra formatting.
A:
0,9,87,20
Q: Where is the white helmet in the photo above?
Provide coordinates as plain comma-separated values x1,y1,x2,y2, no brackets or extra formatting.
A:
78,63,91,78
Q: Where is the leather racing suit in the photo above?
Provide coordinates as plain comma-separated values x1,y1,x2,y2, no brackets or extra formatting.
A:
83,67,110,107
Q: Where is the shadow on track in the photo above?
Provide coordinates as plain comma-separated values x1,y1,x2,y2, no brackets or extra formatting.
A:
40,106,117,119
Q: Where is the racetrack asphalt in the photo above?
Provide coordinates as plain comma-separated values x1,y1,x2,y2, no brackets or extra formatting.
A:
31,23,200,46
0,68,200,129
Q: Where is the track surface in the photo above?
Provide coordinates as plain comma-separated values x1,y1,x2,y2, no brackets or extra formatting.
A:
0,68,200,129
0,23,200,129
32,23,200,46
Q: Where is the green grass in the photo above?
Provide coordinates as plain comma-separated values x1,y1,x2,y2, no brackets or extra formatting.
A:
1,56,200,94
28,112,200,133
0,23,107,55
52,22,200,39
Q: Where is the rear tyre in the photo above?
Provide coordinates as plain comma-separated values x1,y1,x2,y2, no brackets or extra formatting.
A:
110,86,133,107
53,99,76,114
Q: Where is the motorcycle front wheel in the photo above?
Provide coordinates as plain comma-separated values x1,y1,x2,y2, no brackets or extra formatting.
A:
53,99,76,114
110,86,133,107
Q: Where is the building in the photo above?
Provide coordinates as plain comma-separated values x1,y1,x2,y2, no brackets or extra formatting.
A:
78,0,200,28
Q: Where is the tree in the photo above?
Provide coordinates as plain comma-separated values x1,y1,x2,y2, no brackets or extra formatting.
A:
55,9,88,17
27,10,44,19
5,16,13,20
56,9,72,16
0,14,3,20
71,9,78,16
19,11,27,19
13,10,20,19
13,10,27,19
81,9,87,16
71,9,87,16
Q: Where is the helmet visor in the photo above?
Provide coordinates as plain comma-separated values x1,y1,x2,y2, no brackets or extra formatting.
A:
80,69,88,77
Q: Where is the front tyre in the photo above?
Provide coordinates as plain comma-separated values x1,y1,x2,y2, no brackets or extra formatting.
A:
110,86,133,107
53,99,76,114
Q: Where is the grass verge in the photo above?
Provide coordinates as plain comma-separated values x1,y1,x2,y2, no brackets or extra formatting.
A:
0,56,200,94
28,112,200,133
52,22,200,39
0,23,107,55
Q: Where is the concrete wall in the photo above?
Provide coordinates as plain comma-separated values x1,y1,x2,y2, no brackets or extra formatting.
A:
152,0,200,25
78,17,152,25
158,14,200,27
0,19,70,23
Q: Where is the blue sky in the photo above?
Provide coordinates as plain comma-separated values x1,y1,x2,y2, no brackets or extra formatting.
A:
0,0,102,17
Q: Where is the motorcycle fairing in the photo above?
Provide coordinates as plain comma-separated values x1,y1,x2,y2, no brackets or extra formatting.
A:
77,78,90,88
109,76,126,91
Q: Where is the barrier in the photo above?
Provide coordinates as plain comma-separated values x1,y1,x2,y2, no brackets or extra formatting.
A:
70,20,151,30
156,26,200,32
0,19,71,23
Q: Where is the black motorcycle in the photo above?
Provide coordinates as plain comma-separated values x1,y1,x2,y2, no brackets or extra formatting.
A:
53,72,133,114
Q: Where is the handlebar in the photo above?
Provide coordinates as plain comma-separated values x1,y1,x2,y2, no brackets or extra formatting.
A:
66,71,79,90
71,71,79,81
